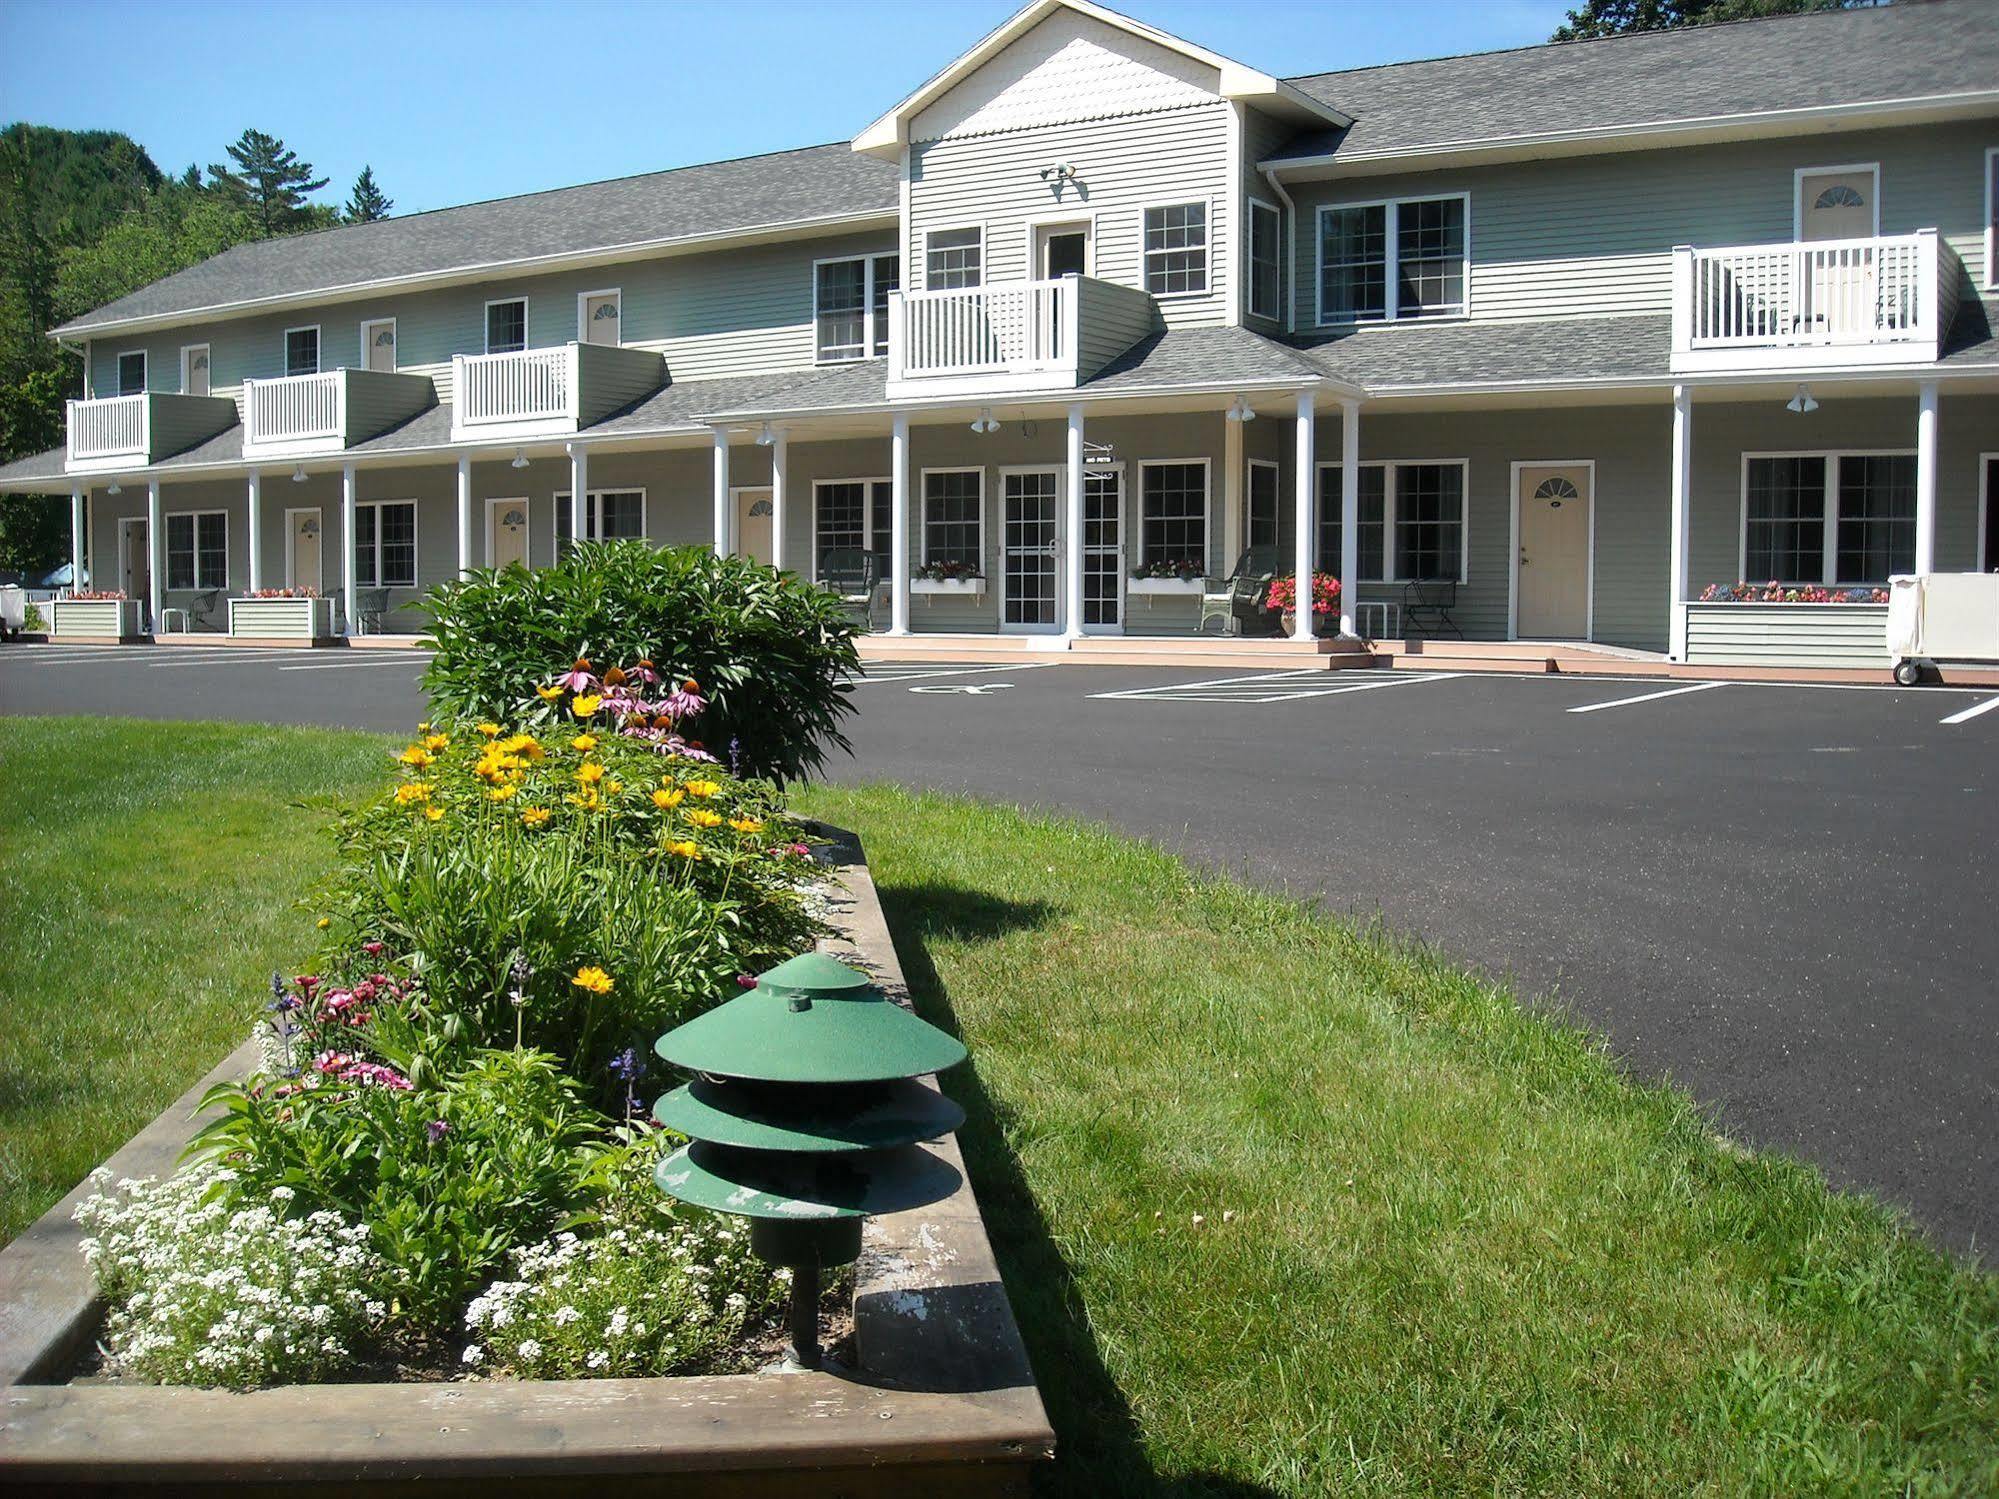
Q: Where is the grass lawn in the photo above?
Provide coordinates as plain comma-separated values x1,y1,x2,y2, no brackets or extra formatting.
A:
2,718,1992,1493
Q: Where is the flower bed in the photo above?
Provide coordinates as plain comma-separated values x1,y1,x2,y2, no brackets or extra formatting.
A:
1700,581,1890,604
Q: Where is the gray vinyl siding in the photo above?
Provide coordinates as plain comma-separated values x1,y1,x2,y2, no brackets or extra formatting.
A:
909,103,1233,330
145,394,239,461
1683,604,1891,668
1287,120,1997,330
1076,277,1164,377
339,370,436,444
573,344,668,426
1240,107,1293,333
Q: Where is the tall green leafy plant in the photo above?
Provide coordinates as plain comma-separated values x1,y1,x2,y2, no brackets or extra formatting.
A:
420,542,860,783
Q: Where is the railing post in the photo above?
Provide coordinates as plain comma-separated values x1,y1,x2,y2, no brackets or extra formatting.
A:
887,291,905,382
451,355,466,421
1915,228,1938,351
1668,384,1692,662
1670,247,1694,354
64,399,78,463
1063,278,1081,380
242,380,258,446
566,344,581,424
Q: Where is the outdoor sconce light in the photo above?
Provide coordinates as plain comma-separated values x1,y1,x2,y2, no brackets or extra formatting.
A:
756,422,776,447
511,448,530,469
1786,384,1819,414
651,951,967,1371
970,407,1000,435
106,480,121,495
1225,394,1257,423
291,463,308,483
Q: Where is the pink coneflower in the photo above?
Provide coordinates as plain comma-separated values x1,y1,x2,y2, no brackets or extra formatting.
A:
426,1119,450,1143
628,659,660,686
557,658,598,693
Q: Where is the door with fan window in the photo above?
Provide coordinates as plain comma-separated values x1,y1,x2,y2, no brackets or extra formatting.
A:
1515,464,1592,639
1797,167,1879,338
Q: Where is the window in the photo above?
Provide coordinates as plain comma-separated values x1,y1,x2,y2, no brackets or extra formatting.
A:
925,228,982,291
921,469,983,568
814,478,893,579
1744,453,1916,584
1246,459,1280,549
1316,461,1462,582
165,511,227,591
116,350,146,396
1143,203,1209,297
284,326,320,377
555,490,647,555
1317,195,1468,323
1247,199,1282,321
354,500,418,588
815,254,899,361
486,298,527,354
1139,461,1209,568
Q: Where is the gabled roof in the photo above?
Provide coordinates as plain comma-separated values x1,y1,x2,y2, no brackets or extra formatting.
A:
851,0,1347,160
1272,0,1999,169
53,144,899,339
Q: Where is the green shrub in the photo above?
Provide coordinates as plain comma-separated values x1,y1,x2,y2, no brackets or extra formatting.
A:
23,601,45,633
421,543,860,782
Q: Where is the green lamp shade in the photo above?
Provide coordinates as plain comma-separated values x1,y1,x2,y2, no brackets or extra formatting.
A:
653,1076,965,1153
654,1138,962,1221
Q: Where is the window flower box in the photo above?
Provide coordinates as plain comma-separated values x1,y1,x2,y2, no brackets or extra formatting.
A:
228,594,334,640
48,596,143,639
910,576,987,597
1127,576,1204,597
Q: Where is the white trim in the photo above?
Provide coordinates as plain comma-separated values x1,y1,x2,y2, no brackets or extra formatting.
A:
163,506,230,592
1224,102,1244,327
178,343,210,396
1507,459,1597,642
1140,197,1214,300
811,251,899,364
352,497,420,589
1244,456,1282,549
283,505,324,592
283,324,321,377
576,287,622,346
1985,146,1998,291
359,316,398,371
1021,210,1097,280
484,495,532,569
917,465,985,568
552,485,649,552
1245,197,1283,322
1313,192,1471,327
996,463,1066,634
1312,457,1471,585
1792,161,1881,241
921,224,985,291
811,475,892,580
1980,451,1997,572
483,296,529,355
115,348,147,396
1736,447,1920,585
1135,456,1214,572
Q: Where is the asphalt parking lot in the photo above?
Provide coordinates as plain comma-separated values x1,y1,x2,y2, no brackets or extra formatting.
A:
4,641,1996,1255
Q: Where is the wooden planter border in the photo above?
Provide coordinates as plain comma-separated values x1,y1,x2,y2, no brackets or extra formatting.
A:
0,828,1052,1496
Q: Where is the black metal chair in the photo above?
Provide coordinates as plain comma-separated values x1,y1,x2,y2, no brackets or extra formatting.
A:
354,588,391,636
1401,579,1462,639
188,589,225,631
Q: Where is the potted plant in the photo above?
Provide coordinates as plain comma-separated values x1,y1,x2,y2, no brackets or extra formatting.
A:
1126,558,1205,596
1264,571,1342,636
910,559,986,596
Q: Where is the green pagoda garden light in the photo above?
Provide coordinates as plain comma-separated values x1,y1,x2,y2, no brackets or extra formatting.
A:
652,951,968,1370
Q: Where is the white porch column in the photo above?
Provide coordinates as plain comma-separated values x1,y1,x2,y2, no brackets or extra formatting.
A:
456,454,473,576
1063,403,1085,640
1915,380,1939,576
1291,391,1315,642
246,470,263,593
145,479,163,633
769,427,788,572
1221,409,1243,569
340,464,358,635
711,427,730,554
1339,398,1359,638
70,486,86,594
1668,384,1693,662
567,443,589,553
889,412,911,635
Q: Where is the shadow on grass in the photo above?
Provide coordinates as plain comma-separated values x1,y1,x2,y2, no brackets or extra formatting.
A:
878,880,1286,1499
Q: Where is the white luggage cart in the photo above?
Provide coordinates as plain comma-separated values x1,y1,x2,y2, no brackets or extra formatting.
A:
1886,573,1999,685
0,585,25,642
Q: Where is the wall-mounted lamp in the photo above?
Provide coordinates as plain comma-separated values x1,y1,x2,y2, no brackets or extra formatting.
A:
970,407,1000,435
756,422,775,447
291,463,308,483
1039,162,1077,183
511,448,530,469
106,480,122,495
1786,384,1819,415
1225,394,1257,423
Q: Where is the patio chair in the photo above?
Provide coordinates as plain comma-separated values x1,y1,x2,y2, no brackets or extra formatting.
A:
1198,546,1285,637
1401,579,1462,640
353,588,391,636
819,548,881,629
188,589,225,632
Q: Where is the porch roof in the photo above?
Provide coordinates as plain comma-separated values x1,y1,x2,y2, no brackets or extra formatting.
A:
1292,315,1673,393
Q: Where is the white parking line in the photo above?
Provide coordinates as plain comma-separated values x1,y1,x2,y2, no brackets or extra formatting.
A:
277,656,434,672
1567,681,1727,714
1939,694,1999,725
1092,670,1461,704
855,663,1049,685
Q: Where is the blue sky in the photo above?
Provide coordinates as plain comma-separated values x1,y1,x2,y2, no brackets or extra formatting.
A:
0,0,1568,217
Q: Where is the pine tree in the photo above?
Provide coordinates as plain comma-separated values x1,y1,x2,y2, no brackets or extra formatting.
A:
206,129,329,234
1553,0,1872,41
344,165,393,224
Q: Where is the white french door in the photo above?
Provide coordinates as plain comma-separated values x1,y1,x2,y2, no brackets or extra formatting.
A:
1000,468,1062,633
1081,466,1123,633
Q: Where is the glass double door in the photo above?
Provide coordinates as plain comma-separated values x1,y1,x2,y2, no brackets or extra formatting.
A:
1000,468,1124,633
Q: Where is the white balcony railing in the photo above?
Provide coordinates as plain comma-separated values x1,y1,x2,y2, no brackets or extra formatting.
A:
456,347,573,427
244,371,342,446
1672,231,1948,368
67,394,148,461
892,279,1077,380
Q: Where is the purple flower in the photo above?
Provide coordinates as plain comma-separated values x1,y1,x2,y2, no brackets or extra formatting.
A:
735,973,759,990
426,1119,450,1144
727,737,742,777
662,685,704,722
606,1047,644,1083
362,940,386,958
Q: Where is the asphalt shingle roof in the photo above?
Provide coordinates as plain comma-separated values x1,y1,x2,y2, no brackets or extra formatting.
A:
1275,0,1999,161
1293,315,1673,389
53,144,899,335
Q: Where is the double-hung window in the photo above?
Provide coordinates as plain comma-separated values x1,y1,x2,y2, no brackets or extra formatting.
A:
284,326,320,377
1743,453,1915,584
555,490,646,556
921,470,983,569
814,254,899,361
1143,202,1209,296
486,298,528,355
353,500,418,588
165,511,227,591
814,478,893,579
1139,461,1209,569
924,228,982,291
116,350,147,396
1318,195,1468,323
1315,461,1464,582
1247,199,1282,321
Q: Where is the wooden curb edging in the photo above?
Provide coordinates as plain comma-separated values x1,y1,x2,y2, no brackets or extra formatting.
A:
0,829,1055,1496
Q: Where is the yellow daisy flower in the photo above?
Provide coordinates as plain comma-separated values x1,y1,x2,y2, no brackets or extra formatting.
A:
683,807,723,829
423,805,446,822
571,694,602,719
571,733,599,752
576,762,606,786
684,779,721,798
535,684,564,702
652,785,685,810
488,784,519,802
315,916,331,930
423,732,450,752
476,722,502,738
665,839,703,861
728,816,764,834
394,781,434,805
520,807,551,828
571,966,614,996
397,745,434,768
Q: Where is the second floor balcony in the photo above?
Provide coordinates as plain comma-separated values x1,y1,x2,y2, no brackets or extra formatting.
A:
1670,229,1960,373
241,368,437,460
450,341,666,442
885,275,1161,400
66,390,238,474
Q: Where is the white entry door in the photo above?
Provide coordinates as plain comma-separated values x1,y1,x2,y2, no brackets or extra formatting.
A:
287,508,323,590
487,498,529,569
735,488,775,566
121,518,150,608
1797,168,1879,338
1001,469,1062,632
1081,466,1123,632
361,319,397,372
1515,464,1592,640
581,293,621,346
